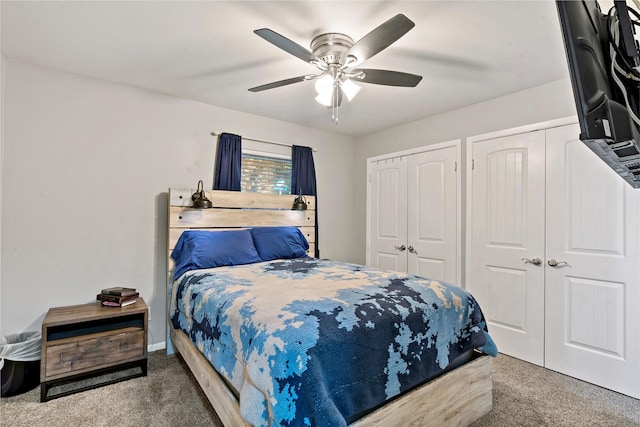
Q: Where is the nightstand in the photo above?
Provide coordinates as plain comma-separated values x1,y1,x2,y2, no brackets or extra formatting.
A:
40,298,148,402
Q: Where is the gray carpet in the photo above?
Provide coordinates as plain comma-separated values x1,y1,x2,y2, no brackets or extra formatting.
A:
1,351,638,426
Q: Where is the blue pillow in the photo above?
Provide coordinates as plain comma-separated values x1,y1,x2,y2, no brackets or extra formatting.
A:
171,229,261,280
251,226,310,261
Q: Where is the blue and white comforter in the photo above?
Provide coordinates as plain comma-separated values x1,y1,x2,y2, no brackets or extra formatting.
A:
170,258,497,426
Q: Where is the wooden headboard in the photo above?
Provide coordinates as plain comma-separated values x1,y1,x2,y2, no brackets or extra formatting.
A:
166,188,315,352
167,188,315,266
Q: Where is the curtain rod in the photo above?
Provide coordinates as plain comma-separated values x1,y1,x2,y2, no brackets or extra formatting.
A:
210,131,318,152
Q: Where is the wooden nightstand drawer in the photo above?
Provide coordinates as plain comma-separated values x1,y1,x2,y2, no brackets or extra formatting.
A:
45,328,145,379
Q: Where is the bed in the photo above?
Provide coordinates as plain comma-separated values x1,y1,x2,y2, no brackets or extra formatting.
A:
166,188,497,426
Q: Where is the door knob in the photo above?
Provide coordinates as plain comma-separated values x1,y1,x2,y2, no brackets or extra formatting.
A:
394,245,406,252
522,257,542,265
408,245,417,254
547,259,568,267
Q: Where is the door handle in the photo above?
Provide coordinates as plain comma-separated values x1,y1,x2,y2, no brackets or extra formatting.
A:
408,245,417,254
394,245,406,252
547,259,568,267
522,257,542,265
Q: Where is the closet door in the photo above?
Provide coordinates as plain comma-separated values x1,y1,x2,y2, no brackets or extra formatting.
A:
469,130,546,366
545,124,640,398
368,157,408,271
407,146,459,284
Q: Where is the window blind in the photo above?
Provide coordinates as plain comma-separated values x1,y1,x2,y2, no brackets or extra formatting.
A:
241,153,292,194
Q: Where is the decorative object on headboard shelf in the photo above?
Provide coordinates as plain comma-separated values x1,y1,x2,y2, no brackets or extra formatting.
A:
292,188,308,210
191,180,213,209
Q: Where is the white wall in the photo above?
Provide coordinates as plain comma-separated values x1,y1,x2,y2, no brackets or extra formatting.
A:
1,61,359,345
353,79,577,267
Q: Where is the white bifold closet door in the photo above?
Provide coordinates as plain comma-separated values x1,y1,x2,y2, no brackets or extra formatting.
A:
368,143,460,285
544,124,639,399
469,122,640,398
368,156,408,273
469,130,546,365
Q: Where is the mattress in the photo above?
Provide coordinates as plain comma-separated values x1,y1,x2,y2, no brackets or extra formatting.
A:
170,257,497,426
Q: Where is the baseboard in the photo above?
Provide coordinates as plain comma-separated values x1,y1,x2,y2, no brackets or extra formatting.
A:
148,341,166,352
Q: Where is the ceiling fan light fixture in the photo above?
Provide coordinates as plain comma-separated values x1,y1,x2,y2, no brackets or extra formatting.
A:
315,91,333,107
341,78,361,101
314,74,335,106
314,74,334,94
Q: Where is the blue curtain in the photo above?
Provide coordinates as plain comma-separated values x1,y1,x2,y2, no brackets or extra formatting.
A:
213,133,242,191
291,145,319,258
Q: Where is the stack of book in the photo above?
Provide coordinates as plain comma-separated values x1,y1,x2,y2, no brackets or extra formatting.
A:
97,287,139,307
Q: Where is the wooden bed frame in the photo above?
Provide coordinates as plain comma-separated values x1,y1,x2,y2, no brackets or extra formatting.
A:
167,188,492,426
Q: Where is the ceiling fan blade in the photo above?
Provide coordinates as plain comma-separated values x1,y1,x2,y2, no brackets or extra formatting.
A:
346,14,415,67
254,28,321,64
353,69,423,87
248,75,310,92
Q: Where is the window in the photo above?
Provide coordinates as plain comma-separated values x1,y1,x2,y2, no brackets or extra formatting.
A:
241,151,292,194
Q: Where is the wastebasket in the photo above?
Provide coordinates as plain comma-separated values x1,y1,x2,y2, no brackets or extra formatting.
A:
1,331,42,397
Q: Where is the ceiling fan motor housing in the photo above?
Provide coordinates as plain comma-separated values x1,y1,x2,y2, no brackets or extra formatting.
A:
311,33,354,65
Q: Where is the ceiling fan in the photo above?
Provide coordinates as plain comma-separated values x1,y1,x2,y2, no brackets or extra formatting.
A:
248,14,423,123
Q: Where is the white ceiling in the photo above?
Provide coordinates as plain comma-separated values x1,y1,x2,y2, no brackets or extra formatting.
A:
1,1,572,136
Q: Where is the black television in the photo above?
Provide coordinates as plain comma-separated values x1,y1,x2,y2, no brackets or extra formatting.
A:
556,0,640,187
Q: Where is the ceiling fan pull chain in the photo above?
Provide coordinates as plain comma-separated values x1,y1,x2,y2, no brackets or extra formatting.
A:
332,82,339,123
